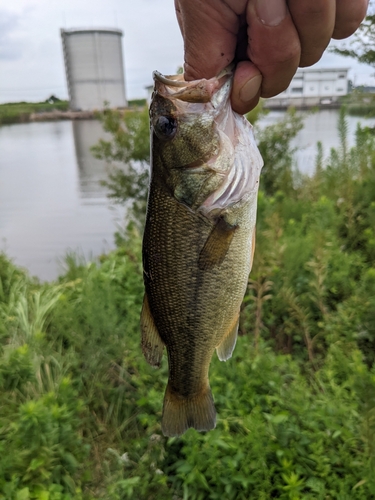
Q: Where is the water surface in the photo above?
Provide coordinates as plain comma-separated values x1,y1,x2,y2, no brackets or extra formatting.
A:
257,109,375,175
0,120,124,281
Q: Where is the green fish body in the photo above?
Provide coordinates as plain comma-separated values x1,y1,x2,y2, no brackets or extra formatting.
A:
141,70,263,437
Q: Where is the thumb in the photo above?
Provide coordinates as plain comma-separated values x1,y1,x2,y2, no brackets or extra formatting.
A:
231,61,262,115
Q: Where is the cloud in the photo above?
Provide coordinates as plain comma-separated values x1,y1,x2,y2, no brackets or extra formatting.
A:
0,10,25,60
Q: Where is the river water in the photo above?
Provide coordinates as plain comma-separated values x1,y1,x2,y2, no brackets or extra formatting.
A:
1,110,375,281
257,109,375,175
0,120,125,281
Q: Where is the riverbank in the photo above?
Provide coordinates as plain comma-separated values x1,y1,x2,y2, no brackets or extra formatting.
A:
30,109,96,121
0,100,69,125
0,99,147,125
343,90,375,116
3,94,375,125
264,91,375,115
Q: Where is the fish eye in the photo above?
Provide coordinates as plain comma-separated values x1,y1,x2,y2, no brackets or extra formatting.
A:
154,115,177,140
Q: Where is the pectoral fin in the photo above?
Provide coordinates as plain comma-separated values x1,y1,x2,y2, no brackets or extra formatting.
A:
198,217,237,271
216,315,239,361
140,294,165,368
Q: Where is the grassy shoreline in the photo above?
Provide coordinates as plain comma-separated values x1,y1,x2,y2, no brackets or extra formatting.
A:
342,91,375,116
3,95,375,126
0,100,70,125
0,99,147,125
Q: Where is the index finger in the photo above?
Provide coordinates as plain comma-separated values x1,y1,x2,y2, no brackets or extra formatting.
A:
246,0,301,98
175,0,240,80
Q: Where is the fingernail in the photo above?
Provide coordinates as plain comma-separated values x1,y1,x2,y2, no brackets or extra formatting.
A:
256,0,287,27
239,75,262,103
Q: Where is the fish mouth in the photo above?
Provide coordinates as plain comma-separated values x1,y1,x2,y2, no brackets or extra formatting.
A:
153,66,233,87
153,66,233,104
153,72,188,88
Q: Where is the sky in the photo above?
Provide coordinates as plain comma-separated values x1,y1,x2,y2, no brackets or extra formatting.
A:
0,0,374,104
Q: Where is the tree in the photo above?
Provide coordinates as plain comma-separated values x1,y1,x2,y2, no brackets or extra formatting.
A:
91,106,150,227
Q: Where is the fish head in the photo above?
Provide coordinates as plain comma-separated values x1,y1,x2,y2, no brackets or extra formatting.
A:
149,68,263,215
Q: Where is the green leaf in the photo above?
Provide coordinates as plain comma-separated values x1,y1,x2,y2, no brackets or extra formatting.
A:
16,488,30,500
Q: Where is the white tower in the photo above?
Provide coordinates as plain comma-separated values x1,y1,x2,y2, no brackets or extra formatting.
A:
61,28,127,111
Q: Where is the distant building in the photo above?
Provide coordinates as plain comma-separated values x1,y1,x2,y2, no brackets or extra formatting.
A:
45,95,61,104
61,28,127,111
145,85,154,105
265,67,349,108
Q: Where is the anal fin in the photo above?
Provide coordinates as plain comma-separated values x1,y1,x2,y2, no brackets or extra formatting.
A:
216,315,239,361
140,294,164,368
198,216,237,271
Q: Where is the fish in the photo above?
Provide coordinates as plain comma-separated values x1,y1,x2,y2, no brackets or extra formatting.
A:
140,67,263,437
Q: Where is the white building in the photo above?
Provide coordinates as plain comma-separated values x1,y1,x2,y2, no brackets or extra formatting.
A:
266,67,349,108
61,28,127,111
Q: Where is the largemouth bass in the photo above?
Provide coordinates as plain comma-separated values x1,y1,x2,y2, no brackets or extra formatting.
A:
141,68,263,437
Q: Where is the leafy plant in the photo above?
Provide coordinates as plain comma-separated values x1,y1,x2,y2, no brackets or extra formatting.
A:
92,107,150,226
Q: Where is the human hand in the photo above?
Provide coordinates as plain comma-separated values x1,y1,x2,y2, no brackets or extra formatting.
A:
175,0,368,114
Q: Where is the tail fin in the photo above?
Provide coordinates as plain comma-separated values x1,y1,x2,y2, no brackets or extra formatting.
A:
161,381,216,437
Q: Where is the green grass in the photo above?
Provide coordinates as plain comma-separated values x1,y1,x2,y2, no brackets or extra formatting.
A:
0,101,69,125
127,99,147,108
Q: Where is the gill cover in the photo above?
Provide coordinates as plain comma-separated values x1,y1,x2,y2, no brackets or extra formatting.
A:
151,69,263,216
